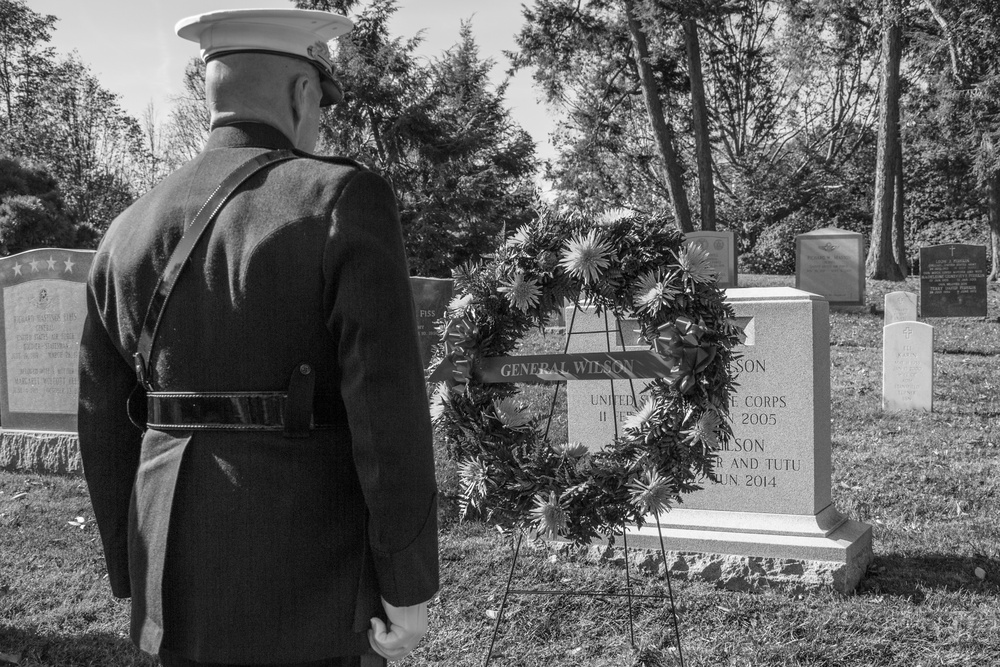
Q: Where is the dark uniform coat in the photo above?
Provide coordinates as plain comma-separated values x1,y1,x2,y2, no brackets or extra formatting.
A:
78,122,439,664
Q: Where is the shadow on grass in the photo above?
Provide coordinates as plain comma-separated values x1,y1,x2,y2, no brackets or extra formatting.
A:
859,553,1000,602
0,624,157,667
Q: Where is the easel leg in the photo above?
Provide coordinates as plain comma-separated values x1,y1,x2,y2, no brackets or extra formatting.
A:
655,517,685,667
484,530,524,666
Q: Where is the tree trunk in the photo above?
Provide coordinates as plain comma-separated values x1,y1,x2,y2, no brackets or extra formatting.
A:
623,0,692,233
684,18,716,231
989,172,1000,282
892,139,908,276
867,0,905,281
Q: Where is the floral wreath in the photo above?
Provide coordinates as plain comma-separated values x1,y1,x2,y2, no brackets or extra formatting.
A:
428,209,744,545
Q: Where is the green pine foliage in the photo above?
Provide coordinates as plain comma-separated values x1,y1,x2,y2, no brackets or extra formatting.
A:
318,3,538,277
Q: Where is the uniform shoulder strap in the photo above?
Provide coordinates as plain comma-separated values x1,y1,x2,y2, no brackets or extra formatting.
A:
133,149,299,390
290,149,366,170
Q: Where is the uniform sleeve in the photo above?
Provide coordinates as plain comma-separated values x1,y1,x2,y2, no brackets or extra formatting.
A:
78,270,144,599
323,169,439,607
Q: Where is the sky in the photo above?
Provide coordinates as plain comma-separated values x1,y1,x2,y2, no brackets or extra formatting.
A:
26,0,558,160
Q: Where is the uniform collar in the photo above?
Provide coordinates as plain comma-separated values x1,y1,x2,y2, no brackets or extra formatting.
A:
205,122,296,151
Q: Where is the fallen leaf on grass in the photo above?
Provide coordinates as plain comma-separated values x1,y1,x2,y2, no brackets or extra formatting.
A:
975,568,986,580
485,610,498,620
0,651,21,665
67,516,86,529
11,493,27,501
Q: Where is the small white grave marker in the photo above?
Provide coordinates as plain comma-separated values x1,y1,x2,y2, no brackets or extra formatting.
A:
882,321,933,412
884,291,917,326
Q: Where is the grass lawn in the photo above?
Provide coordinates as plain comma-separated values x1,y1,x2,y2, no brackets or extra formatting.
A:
2,276,999,666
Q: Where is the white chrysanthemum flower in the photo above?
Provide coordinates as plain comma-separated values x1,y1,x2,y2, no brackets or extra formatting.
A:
493,397,532,429
529,490,568,539
559,229,612,284
596,207,635,226
551,442,589,458
623,397,659,432
676,243,718,284
633,270,680,315
429,382,451,422
628,469,674,516
458,457,490,519
447,293,475,318
498,271,542,312
506,225,533,247
682,409,722,450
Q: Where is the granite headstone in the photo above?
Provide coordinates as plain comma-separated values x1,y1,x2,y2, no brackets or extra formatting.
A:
0,249,94,473
919,244,988,318
795,228,865,307
409,276,454,367
624,288,872,592
565,305,646,451
685,231,738,288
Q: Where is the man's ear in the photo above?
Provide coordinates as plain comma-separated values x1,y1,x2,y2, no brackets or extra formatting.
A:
291,74,312,125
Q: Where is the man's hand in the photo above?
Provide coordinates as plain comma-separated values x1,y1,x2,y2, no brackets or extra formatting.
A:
368,598,429,661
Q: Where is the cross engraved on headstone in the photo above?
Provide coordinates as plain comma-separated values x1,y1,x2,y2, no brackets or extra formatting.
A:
903,327,912,339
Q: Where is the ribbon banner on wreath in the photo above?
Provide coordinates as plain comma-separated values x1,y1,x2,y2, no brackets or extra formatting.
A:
431,350,673,384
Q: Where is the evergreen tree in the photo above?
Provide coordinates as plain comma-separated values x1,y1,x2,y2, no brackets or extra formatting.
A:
299,0,538,276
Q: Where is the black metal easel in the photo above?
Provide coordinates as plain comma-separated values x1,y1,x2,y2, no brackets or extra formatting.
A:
482,307,685,666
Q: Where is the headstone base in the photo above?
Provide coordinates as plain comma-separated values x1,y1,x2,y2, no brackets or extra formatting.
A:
620,507,872,593
0,430,81,474
581,542,871,594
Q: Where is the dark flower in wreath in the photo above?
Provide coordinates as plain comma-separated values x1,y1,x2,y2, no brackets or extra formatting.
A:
530,490,568,539
551,441,589,458
536,250,560,273
458,457,490,518
655,316,717,394
499,271,542,312
681,409,722,451
493,397,533,429
429,316,479,393
628,469,674,516
633,269,680,316
675,243,718,285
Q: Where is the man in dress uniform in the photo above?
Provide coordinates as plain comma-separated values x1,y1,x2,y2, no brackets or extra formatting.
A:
78,9,438,667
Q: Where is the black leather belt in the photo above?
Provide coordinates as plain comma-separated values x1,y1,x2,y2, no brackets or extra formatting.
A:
146,390,340,433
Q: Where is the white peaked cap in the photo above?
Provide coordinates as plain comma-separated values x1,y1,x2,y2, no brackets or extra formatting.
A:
176,8,354,106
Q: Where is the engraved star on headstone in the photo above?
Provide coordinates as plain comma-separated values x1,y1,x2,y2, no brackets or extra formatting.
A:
12,262,22,276
732,316,755,346
29,260,40,272
63,257,75,273
46,256,57,270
